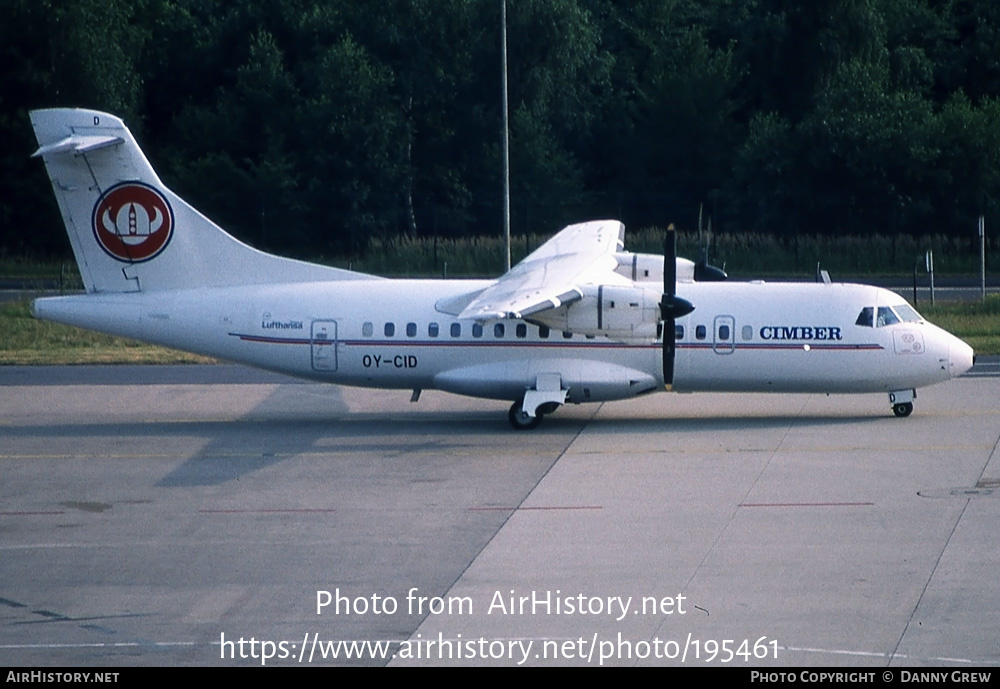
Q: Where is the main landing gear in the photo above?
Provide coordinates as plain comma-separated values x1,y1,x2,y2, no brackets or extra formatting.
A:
508,374,569,430
508,399,563,430
509,400,542,430
889,389,915,418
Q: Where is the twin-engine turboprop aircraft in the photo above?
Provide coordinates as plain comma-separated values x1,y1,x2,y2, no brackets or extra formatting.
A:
29,109,975,429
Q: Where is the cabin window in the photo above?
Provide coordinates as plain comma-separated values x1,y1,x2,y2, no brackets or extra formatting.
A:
516,323,527,338
695,325,707,340
472,323,483,338
718,324,731,340
675,325,684,340
451,323,461,337
406,322,417,337
362,322,374,337
538,325,550,338
494,323,505,338
563,331,573,339
742,325,753,340
384,323,395,337
428,322,439,337
855,307,874,327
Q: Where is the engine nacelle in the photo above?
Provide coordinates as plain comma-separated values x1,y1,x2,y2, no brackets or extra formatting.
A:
531,284,660,339
614,252,695,283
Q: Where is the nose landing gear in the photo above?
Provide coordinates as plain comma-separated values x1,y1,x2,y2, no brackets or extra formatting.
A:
889,389,915,418
892,402,913,417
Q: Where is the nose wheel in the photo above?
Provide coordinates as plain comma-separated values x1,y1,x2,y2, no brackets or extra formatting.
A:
889,389,915,418
892,402,913,417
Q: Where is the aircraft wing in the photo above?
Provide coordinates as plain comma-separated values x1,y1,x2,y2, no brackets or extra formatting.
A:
457,220,630,321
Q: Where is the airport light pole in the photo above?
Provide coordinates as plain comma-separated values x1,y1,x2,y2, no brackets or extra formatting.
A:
980,215,986,302
501,0,511,272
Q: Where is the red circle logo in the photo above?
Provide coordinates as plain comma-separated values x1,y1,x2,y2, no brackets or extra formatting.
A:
92,182,174,262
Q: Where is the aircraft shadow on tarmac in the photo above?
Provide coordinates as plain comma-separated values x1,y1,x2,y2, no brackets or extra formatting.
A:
7,410,887,488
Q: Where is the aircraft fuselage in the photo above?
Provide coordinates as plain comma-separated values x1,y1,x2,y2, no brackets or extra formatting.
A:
33,278,971,405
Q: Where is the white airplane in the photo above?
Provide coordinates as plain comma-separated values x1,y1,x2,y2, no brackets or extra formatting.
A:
29,108,975,429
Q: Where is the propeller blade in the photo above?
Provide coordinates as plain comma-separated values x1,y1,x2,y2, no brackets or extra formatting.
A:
660,225,693,391
663,320,675,391
662,226,675,390
663,225,676,296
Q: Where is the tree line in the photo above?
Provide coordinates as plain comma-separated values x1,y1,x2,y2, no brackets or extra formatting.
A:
2,0,999,262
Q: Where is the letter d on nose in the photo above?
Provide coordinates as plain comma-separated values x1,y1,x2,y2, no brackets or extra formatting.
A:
317,590,332,614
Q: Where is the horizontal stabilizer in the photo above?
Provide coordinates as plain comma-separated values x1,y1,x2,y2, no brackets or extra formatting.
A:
32,134,124,158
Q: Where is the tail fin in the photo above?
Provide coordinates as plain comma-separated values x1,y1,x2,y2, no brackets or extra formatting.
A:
30,108,369,293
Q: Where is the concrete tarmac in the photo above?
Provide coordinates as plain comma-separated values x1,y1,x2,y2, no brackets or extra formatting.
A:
0,365,997,667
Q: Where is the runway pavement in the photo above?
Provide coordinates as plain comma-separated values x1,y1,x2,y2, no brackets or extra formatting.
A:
0,364,997,667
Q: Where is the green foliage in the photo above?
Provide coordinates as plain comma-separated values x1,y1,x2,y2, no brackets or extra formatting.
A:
3,0,1000,260
4,230,995,279
627,228,998,276
0,0,147,256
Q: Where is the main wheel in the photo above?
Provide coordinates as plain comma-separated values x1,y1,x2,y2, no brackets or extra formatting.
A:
508,400,541,430
893,402,913,417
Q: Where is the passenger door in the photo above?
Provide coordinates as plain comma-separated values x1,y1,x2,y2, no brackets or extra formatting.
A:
311,320,338,371
713,315,735,354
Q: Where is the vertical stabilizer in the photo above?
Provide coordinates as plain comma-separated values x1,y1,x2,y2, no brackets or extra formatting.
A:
30,109,369,293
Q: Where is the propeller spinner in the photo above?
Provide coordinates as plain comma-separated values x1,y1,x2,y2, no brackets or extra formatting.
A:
660,225,694,391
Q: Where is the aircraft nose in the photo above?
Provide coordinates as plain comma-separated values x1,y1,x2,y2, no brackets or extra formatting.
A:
949,337,975,378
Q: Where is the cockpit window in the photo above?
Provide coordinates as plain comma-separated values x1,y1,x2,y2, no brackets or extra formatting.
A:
876,306,900,327
857,304,919,328
892,303,922,323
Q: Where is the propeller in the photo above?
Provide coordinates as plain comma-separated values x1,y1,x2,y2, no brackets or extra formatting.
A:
660,225,694,391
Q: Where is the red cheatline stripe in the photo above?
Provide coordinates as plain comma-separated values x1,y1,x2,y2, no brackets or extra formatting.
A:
468,506,602,511
198,508,337,514
229,333,883,352
740,502,874,507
